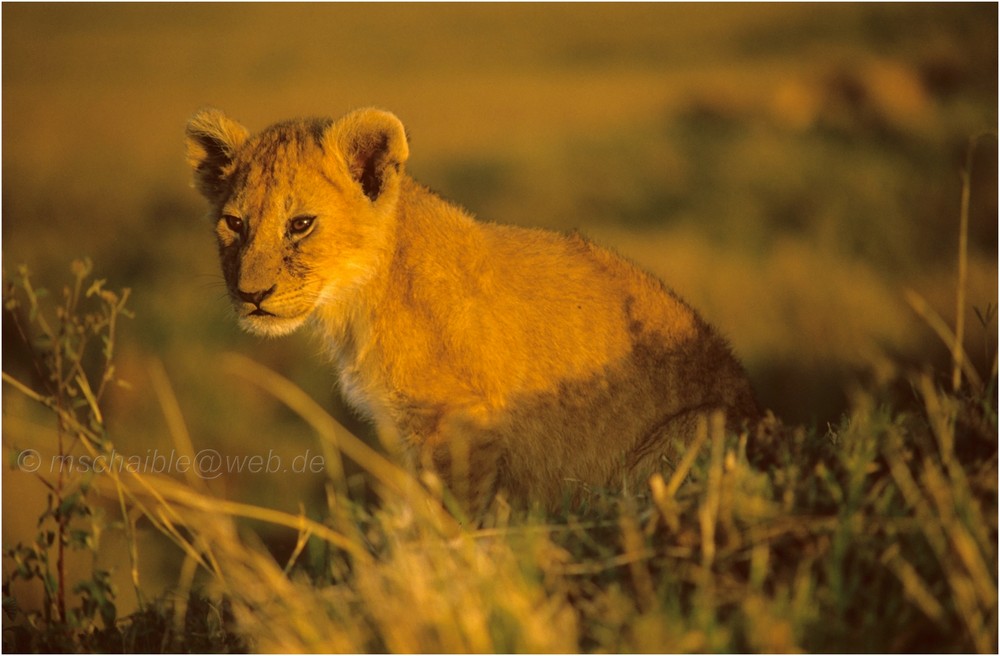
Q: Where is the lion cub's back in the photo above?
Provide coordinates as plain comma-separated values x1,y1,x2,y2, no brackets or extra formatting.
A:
480,223,701,363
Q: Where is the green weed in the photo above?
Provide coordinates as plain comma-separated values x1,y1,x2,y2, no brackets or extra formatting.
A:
1,261,246,652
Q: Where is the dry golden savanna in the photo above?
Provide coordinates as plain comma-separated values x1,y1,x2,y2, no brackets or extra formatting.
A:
2,4,996,652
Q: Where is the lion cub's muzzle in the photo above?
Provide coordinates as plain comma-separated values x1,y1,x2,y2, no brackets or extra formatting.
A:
230,283,311,337
236,285,277,316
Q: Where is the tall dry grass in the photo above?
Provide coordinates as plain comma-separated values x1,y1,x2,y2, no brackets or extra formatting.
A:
2,246,995,651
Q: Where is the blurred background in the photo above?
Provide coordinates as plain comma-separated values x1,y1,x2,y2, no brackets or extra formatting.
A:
3,3,997,613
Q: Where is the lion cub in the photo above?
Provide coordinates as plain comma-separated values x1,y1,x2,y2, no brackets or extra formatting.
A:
186,107,758,514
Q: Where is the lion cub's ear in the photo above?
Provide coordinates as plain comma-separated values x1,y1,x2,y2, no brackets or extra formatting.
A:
185,108,249,202
328,109,409,202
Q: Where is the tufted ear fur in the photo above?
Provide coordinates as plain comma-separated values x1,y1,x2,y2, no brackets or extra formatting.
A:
185,108,249,202
328,108,409,202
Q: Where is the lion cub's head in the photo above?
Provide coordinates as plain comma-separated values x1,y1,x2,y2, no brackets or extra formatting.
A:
186,108,409,337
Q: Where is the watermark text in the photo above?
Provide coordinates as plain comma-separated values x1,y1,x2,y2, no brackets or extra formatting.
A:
14,448,325,480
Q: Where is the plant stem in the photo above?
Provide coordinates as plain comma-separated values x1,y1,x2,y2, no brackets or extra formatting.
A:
952,140,972,392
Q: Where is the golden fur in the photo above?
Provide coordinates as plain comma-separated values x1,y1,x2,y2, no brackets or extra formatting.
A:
186,107,759,514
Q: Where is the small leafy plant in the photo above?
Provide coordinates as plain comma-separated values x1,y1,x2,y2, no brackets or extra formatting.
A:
3,259,132,651
2,261,247,652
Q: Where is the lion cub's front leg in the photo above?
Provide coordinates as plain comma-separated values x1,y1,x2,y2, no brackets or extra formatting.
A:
418,428,504,521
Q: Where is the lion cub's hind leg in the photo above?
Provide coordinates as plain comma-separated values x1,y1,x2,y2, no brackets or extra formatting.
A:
624,406,731,495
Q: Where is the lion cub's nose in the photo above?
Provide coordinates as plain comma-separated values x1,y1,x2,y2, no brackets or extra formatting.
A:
237,285,276,308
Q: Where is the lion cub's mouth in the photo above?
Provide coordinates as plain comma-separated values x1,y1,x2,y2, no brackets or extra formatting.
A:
237,310,309,337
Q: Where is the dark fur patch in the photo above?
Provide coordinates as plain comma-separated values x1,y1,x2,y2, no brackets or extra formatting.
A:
219,241,241,294
308,118,334,150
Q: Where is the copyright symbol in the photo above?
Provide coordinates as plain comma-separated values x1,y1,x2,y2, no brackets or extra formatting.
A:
195,449,222,480
16,449,41,473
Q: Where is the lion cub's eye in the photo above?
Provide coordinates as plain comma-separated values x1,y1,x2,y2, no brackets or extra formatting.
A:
222,214,244,234
288,215,316,236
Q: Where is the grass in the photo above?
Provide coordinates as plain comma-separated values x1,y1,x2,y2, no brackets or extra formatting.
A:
1,255,996,652
2,4,997,652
